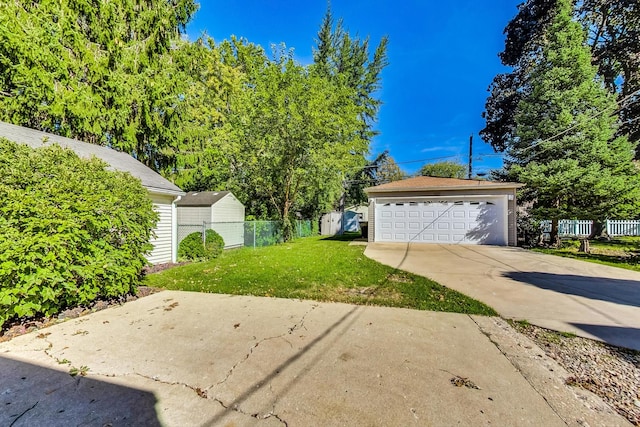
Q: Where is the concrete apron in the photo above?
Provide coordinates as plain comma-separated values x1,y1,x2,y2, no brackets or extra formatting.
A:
0,291,626,426
365,243,640,351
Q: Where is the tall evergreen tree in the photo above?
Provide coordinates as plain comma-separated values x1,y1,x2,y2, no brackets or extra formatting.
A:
312,9,388,141
482,0,640,154
0,0,197,169
505,0,640,242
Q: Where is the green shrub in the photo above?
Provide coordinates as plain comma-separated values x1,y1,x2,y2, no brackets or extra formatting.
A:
178,229,225,261
0,139,158,328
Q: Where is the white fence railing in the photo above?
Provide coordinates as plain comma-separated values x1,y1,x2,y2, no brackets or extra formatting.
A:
540,220,640,237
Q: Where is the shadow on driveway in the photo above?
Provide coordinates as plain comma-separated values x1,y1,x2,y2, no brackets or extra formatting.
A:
569,323,640,350
503,271,640,308
0,356,160,426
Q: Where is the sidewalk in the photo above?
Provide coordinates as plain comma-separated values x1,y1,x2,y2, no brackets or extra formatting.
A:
0,291,627,426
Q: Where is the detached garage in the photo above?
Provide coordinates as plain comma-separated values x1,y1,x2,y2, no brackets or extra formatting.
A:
365,176,523,246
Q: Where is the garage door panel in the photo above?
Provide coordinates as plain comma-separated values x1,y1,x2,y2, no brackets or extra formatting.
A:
375,198,506,245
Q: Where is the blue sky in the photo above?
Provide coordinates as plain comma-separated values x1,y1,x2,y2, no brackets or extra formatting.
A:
186,1,522,176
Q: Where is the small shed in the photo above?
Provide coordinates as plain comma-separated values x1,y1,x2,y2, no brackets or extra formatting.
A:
320,210,362,235
365,176,523,246
0,121,185,264
176,191,245,248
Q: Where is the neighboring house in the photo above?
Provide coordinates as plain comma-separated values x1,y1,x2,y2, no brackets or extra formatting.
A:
320,210,362,235
346,205,368,222
365,176,523,246
176,191,245,248
0,121,185,264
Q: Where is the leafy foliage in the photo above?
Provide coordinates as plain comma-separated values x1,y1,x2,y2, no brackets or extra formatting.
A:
501,0,640,241
0,139,157,328
0,4,387,229
420,161,467,178
0,0,197,169
178,230,225,261
313,9,389,141
216,40,368,239
482,0,640,153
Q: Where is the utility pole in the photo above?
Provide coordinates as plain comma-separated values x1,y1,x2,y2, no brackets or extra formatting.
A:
468,134,473,179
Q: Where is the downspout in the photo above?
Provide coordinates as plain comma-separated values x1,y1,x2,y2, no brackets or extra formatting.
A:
172,195,182,263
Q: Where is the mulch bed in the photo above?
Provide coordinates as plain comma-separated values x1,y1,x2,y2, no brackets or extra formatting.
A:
1,262,191,342
1,262,189,342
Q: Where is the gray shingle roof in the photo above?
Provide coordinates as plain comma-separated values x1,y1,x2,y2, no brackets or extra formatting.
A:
175,191,231,207
0,121,184,196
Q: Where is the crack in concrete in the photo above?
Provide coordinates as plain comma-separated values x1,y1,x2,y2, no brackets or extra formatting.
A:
80,370,288,425
215,304,318,386
212,396,288,426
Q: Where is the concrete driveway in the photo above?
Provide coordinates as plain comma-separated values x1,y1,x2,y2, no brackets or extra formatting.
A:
365,243,640,350
0,291,626,426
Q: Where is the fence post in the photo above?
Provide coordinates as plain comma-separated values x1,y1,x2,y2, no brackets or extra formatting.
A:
253,221,256,249
202,221,206,245
606,219,610,236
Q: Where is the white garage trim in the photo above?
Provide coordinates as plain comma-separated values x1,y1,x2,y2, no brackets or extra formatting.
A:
374,195,508,245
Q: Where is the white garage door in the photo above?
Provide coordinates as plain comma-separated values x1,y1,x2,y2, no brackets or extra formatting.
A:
375,198,506,245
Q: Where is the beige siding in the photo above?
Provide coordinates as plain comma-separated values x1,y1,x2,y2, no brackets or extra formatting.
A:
508,189,517,246
177,206,211,225
211,193,245,248
368,199,375,242
148,194,175,265
211,193,245,222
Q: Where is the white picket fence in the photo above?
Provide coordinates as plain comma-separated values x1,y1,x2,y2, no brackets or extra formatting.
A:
540,220,640,237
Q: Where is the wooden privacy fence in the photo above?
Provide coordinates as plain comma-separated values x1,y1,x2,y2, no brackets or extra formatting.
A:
540,220,640,237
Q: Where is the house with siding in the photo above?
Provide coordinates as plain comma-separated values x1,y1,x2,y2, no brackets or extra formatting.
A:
176,191,245,248
0,121,185,264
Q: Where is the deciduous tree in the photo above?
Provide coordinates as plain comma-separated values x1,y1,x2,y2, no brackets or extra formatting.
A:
420,161,467,179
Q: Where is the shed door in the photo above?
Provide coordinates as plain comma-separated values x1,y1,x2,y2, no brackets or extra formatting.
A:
375,199,506,245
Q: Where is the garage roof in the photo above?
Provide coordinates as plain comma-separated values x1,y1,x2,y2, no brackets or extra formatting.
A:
0,121,184,196
365,176,523,193
175,191,233,207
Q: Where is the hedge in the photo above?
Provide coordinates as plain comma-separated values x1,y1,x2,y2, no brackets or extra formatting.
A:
178,229,225,261
0,139,158,328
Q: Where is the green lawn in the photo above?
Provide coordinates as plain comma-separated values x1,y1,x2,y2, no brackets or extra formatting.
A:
145,234,496,315
533,236,640,272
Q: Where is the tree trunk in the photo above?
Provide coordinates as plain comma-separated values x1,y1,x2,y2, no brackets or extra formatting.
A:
579,239,590,253
588,220,609,240
550,218,561,247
